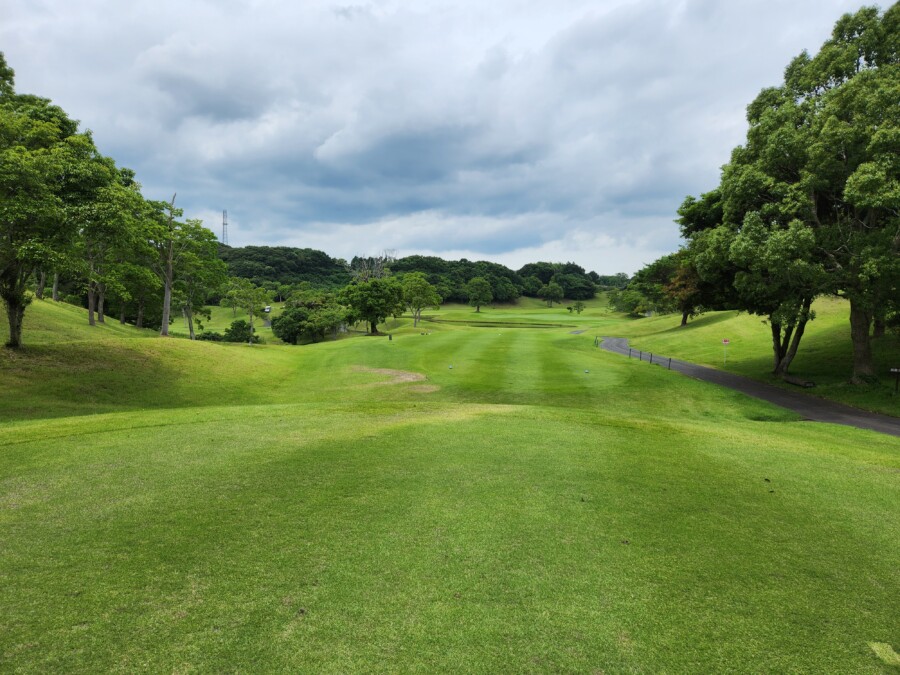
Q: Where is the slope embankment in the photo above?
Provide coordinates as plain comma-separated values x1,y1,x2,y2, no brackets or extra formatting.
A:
601,337,900,438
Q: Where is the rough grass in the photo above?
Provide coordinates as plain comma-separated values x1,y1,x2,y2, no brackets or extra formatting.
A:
611,297,900,415
0,298,898,672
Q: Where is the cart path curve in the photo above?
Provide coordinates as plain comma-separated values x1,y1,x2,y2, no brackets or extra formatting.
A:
600,337,900,438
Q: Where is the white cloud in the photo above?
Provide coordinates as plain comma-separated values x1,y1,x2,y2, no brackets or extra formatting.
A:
1,0,868,272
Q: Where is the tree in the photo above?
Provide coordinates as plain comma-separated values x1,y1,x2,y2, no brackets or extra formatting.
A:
489,276,520,303
271,293,348,344
113,261,159,327
72,164,144,326
233,280,271,343
144,196,181,336
349,251,396,281
175,221,227,339
466,277,492,312
591,273,630,290
607,288,651,316
538,281,564,307
223,319,257,343
401,272,441,327
679,5,899,382
219,277,244,317
339,277,404,334
730,215,828,376
0,53,14,98
145,199,225,337
0,61,85,347
517,262,556,285
522,275,543,296
573,301,586,314
552,273,595,300
799,17,900,382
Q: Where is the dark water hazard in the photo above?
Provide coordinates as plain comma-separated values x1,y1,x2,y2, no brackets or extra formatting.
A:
421,317,575,329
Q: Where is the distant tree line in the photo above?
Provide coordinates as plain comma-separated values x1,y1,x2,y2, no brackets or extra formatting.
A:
222,247,623,308
218,245,352,291
611,5,899,384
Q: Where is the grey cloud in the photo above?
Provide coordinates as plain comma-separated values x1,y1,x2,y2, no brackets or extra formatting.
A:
0,0,869,272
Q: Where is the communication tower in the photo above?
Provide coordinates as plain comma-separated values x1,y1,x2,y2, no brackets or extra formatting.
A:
222,210,229,246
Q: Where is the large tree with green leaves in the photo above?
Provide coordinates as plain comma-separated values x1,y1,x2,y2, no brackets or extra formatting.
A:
272,291,348,344
680,5,899,382
0,54,89,347
466,277,493,312
537,281,564,307
796,7,899,381
227,278,271,343
174,221,228,339
73,165,145,326
401,272,441,326
339,277,404,334
144,199,226,337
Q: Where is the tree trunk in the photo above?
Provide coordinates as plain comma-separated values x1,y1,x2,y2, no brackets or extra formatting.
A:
35,271,47,300
771,299,813,378
136,298,145,329
87,286,97,326
849,298,876,383
159,195,177,337
187,312,195,340
873,317,885,338
3,295,26,348
770,322,784,373
160,271,172,336
680,311,689,327
475,305,480,313
51,273,59,301
97,284,106,323
119,304,127,325
774,321,807,377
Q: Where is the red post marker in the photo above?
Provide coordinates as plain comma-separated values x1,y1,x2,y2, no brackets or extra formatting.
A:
722,338,730,365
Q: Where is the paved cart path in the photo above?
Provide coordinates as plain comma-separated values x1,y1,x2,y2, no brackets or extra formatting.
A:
600,337,900,438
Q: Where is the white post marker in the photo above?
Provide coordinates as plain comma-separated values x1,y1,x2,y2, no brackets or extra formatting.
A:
723,338,730,366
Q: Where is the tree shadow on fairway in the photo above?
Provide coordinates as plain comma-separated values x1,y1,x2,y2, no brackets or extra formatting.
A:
657,311,742,334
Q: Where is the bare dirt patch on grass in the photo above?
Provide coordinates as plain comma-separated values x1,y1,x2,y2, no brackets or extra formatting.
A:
408,384,440,393
351,366,427,385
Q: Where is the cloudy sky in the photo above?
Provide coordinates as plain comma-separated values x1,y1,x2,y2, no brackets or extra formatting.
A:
2,0,868,273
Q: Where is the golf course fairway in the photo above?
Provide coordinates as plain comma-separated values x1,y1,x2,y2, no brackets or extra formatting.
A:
1,299,898,672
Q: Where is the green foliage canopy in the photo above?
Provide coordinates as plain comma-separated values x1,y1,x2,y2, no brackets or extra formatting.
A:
465,277,493,312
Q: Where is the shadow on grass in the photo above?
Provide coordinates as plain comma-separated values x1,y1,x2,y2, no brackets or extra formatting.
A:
659,311,743,334
0,340,205,420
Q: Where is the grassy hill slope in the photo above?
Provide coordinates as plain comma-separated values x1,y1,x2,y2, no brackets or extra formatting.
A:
604,296,899,415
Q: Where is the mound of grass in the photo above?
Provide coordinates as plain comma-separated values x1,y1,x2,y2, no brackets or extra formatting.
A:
9,298,159,343
612,297,900,415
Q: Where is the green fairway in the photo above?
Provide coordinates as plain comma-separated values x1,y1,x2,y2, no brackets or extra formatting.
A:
1,299,898,672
